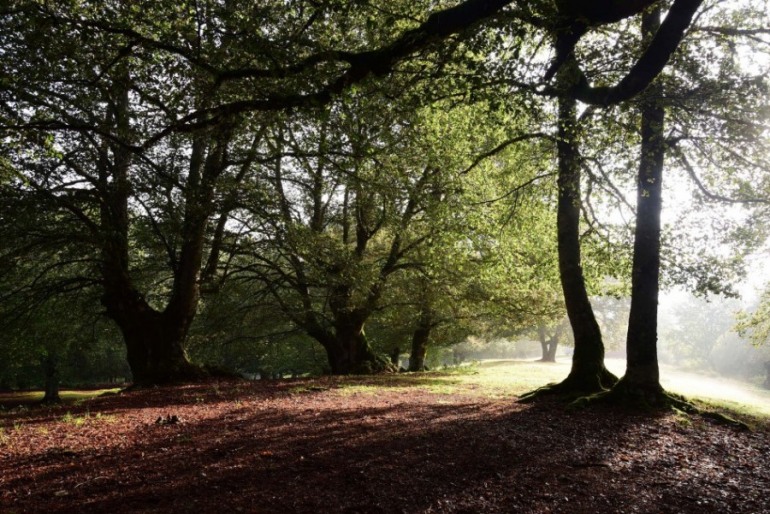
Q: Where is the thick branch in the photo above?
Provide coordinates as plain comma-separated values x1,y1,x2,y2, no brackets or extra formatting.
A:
569,0,704,106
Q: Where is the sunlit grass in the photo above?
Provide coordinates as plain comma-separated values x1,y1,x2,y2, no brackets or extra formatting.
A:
326,359,770,422
439,360,573,398
329,360,573,398
61,410,117,426
335,384,387,396
0,388,121,406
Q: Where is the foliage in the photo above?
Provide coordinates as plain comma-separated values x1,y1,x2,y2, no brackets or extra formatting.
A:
736,288,770,348
1,0,769,384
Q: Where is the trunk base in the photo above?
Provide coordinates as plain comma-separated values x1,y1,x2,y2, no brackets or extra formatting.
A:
340,354,398,375
569,380,749,429
131,360,208,387
519,365,618,402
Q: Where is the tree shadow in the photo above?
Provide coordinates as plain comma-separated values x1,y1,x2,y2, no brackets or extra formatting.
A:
4,381,764,514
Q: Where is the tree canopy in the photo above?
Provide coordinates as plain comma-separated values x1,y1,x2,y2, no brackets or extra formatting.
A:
1,0,769,395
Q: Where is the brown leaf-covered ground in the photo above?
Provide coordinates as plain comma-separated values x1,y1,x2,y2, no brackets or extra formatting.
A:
1,369,769,513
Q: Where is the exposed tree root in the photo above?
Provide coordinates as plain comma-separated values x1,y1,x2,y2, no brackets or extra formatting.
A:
518,367,619,403
570,382,750,430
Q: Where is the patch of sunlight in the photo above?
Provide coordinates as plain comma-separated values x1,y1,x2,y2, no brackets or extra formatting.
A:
335,384,386,396
410,359,574,398
417,359,770,418
659,365,770,418
0,388,121,405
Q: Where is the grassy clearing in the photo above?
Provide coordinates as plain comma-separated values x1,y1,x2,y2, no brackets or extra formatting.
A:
325,360,570,399
0,388,121,407
325,359,770,423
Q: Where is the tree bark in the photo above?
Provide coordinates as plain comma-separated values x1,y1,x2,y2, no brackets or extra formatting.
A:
408,321,431,372
108,297,203,385
324,320,391,375
390,347,401,368
96,70,228,385
41,354,60,404
554,90,617,392
616,6,666,398
764,362,770,390
537,323,559,362
307,311,393,375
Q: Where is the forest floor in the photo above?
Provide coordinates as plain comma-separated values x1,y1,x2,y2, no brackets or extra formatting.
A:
1,360,769,514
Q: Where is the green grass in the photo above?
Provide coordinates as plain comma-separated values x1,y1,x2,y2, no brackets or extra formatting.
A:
61,410,117,426
0,388,121,406
324,359,770,424
330,360,570,399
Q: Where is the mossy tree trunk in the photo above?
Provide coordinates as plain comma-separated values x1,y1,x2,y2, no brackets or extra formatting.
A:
97,68,230,386
105,293,204,386
554,87,617,393
308,312,394,375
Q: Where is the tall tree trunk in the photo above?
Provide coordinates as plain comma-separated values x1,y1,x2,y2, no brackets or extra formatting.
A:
554,90,617,392
763,362,770,390
538,324,549,361
96,66,231,385
546,335,559,362
390,347,401,368
617,7,666,398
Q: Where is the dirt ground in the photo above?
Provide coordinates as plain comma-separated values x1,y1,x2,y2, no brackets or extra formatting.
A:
1,374,769,513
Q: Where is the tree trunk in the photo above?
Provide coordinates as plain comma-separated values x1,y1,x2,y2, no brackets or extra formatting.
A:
408,324,431,372
537,324,558,362
103,287,203,386
95,69,219,387
616,6,666,400
41,354,60,404
554,90,617,392
538,324,550,361
764,362,770,390
390,347,401,368
321,316,394,375
546,335,559,362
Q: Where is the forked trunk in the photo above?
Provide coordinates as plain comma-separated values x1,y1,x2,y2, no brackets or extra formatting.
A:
121,314,202,386
322,318,393,375
537,324,558,363
104,290,202,386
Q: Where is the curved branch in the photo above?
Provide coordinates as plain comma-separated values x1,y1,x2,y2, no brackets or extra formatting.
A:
569,0,704,106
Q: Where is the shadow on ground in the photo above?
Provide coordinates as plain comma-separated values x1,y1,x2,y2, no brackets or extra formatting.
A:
1,378,768,513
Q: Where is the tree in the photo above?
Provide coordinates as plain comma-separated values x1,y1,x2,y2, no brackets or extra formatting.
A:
614,5,668,400
3,0,763,389
570,1,770,407
536,319,569,362
0,4,271,384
